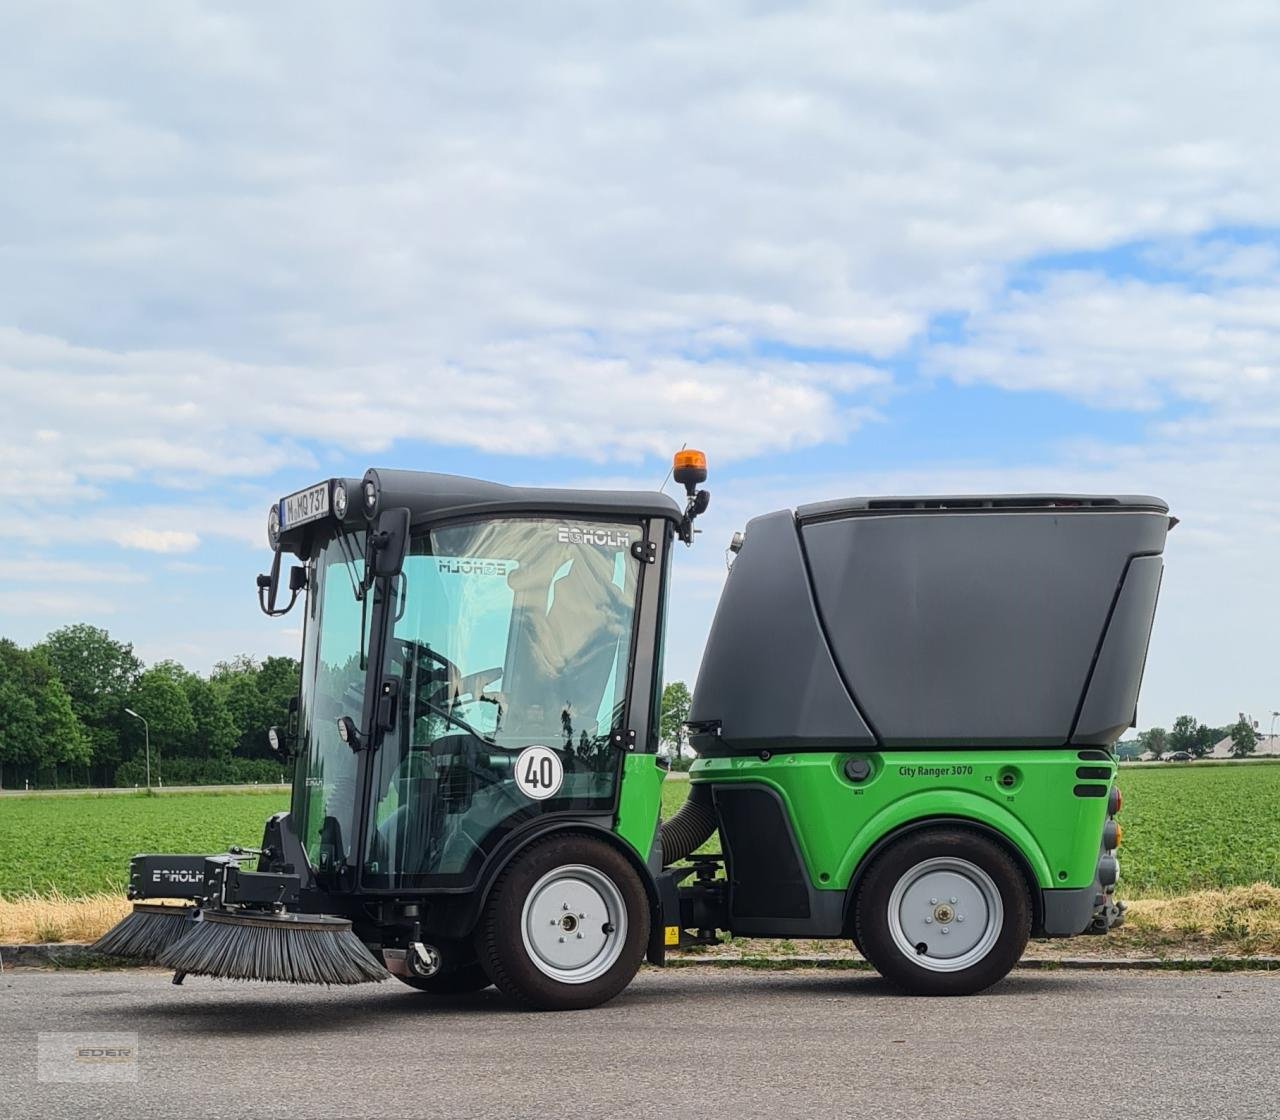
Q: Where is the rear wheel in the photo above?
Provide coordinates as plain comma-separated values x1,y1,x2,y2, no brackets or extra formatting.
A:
478,833,649,1011
854,828,1031,995
398,960,493,995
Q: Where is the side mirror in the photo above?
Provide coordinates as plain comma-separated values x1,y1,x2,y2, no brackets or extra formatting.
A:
257,555,306,617
367,507,410,581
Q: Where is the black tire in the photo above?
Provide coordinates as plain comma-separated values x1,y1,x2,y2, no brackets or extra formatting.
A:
478,833,649,1011
398,961,493,995
854,828,1031,996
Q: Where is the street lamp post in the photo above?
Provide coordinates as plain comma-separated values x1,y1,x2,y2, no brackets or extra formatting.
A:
124,708,151,791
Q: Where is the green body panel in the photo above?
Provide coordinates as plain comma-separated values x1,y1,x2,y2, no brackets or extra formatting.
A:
613,753,667,861
689,750,1114,892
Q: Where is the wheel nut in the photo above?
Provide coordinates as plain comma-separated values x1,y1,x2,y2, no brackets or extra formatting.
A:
957,915,965,923
930,898,938,905
950,897,957,904
941,927,950,934
924,917,933,924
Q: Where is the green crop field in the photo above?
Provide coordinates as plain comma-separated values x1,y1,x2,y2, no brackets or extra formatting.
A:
0,789,289,897
0,762,1277,899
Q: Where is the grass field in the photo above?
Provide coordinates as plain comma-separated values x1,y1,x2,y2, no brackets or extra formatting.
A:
0,789,288,897
1,762,1276,901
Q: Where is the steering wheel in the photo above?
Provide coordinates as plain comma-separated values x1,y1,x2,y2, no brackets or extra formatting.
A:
403,642,462,708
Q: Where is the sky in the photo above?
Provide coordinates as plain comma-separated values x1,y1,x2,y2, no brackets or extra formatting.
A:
1,1,1278,735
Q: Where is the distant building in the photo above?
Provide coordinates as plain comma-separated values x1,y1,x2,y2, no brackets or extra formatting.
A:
1208,732,1280,759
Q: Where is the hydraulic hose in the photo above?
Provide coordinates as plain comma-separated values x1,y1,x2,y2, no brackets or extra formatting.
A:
659,781,718,866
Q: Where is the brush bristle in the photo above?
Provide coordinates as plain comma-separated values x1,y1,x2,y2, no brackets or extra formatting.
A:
91,904,197,961
157,910,391,985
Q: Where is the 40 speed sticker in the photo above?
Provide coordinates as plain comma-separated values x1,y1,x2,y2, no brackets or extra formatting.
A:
514,745,564,800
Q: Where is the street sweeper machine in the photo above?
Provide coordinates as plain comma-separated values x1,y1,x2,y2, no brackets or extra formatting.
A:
95,453,1174,1009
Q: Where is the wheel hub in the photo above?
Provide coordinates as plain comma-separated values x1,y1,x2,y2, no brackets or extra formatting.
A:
521,864,627,984
886,857,1003,973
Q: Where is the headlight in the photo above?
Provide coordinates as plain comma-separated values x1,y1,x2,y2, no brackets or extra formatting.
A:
267,504,281,550
332,480,349,519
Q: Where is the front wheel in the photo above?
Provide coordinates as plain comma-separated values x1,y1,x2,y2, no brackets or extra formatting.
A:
478,833,649,1011
854,828,1031,995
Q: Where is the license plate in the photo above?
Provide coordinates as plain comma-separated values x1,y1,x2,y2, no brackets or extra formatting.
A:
280,482,330,529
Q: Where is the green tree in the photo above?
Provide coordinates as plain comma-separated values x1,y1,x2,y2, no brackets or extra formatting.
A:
183,675,238,760
660,681,692,763
128,667,197,781
1138,726,1168,760
1228,714,1259,759
38,624,141,783
0,640,88,787
211,654,300,759
1168,715,1216,759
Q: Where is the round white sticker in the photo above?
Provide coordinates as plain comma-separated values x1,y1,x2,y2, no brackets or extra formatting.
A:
514,745,564,801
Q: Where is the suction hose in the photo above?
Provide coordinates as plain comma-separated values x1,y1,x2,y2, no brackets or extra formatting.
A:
659,781,718,866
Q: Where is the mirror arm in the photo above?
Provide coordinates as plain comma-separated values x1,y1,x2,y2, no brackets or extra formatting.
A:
256,550,302,617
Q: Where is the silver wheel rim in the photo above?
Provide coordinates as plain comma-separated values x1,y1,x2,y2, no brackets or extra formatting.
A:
521,864,628,984
886,856,1003,973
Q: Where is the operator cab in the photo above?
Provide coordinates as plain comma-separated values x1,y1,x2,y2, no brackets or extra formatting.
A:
258,468,706,898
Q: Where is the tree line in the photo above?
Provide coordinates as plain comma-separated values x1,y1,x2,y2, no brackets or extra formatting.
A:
1131,713,1263,761
0,624,298,789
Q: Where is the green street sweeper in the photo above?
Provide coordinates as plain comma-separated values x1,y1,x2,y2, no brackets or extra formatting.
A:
95,452,1172,1009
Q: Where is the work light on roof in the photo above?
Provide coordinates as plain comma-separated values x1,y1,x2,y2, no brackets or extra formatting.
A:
363,479,378,513
267,504,281,550
333,479,348,519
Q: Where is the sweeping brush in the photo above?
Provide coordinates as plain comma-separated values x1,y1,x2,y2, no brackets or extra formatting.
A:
157,909,392,985
91,903,198,962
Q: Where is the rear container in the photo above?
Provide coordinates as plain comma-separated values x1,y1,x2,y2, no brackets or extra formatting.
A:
689,495,1171,752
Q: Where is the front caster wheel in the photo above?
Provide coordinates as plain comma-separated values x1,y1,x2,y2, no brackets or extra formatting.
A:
478,833,649,1011
398,961,493,995
854,828,1031,995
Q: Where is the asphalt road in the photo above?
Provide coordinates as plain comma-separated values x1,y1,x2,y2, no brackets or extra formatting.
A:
1,966,1275,1119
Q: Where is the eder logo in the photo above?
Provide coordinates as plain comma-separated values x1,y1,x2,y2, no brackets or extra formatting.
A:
556,525,630,549
77,1047,134,1063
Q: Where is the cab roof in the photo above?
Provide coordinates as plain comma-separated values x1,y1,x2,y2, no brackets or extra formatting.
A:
276,469,683,557
368,468,684,526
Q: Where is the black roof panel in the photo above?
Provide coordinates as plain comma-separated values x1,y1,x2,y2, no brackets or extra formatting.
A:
797,493,1169,523
365,468,683,526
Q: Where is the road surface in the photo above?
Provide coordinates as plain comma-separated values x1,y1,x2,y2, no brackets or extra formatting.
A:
1,966,1273,1119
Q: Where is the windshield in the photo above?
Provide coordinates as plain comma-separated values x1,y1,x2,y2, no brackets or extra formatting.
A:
293,531,369,882
365,517,641,888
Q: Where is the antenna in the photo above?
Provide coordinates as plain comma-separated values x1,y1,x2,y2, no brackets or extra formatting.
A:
658,443,687,495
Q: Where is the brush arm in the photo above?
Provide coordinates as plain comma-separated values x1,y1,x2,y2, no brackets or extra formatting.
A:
127,853,217,901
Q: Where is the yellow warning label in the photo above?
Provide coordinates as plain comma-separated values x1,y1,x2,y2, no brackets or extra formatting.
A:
664,925,680,947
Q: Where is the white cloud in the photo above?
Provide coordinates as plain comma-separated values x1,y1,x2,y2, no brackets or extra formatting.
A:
0,558,146,584
928,268,1280,425
5,2,1280,501
110,527,201,553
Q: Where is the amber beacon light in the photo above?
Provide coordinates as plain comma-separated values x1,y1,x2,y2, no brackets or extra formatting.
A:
672,449,708,495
